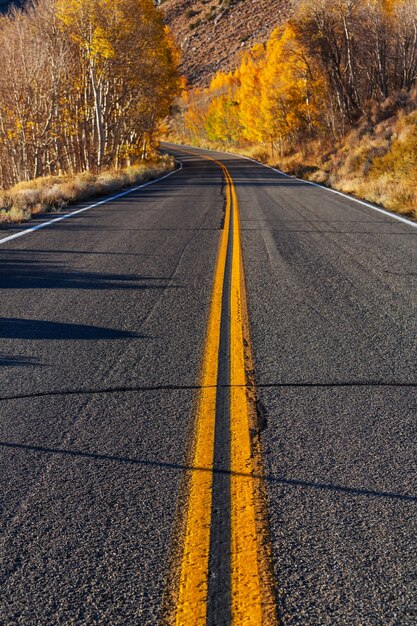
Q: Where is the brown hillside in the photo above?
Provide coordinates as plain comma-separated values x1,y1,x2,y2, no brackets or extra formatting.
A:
159,0,292,86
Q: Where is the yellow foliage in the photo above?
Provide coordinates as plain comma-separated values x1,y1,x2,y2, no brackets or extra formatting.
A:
259,24,326,147
0,0,180,188
236,48,265,143
90,26,114,59
180,20,327,150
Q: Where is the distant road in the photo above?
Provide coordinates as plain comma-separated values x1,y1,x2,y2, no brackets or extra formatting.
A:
1,145,416,624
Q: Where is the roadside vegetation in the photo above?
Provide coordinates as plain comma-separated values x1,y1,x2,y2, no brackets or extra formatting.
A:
0,0,179,223
171,0,417,218
0,156,176,224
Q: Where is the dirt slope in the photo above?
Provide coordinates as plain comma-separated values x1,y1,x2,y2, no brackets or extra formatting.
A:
160,0,292,86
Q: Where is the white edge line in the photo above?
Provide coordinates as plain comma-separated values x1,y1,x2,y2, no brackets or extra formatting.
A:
0,161,183,246
170,142,417,230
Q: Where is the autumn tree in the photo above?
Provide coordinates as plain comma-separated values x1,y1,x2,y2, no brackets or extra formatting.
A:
258,24,326,153
236,45,265,144
170,0,417,157
294,0,417,122
0,0,179,188
204,72,241,144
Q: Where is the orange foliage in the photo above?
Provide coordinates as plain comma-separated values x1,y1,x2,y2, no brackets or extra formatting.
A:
174,0,417,154
177,23,327,151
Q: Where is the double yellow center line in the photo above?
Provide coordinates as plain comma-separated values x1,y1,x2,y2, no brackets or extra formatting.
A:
172,152,276,625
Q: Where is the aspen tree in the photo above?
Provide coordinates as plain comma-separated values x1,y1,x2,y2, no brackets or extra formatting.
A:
0,0,179,188
236,46,265,144
259,24,326,153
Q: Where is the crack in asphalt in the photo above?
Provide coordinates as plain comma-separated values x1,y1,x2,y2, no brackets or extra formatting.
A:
0,381,415,403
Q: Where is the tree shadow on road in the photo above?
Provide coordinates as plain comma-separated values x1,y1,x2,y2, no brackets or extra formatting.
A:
1,440,415,503
0,256,178,291
0,318,144,340
0,353,44,367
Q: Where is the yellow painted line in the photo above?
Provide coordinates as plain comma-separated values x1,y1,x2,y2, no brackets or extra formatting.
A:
174,155,231,625
173,148,276,625
229,172,276,625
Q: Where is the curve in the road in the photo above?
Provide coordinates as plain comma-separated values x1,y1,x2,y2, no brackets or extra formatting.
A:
0,163,183,247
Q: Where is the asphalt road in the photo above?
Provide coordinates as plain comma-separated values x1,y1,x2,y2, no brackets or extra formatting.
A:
1,145,416,624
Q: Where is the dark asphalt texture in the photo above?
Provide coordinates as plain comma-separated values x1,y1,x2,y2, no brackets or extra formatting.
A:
1,145,416,624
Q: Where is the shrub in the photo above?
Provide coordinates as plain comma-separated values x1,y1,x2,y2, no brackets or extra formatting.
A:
370,121,417,180
251,148,270,164
185,8,200,19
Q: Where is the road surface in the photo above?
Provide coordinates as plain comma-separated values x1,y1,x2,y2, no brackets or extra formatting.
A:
1,145,416,624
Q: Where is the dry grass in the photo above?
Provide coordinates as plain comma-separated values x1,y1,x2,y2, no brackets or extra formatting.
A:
171,93,417,222
188,90,417,221
265,103,417,220
167,125,417,220
0,156,176,225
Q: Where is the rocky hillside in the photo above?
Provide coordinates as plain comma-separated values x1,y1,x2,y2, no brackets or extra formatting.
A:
159,0,292,86
1,0,290,85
